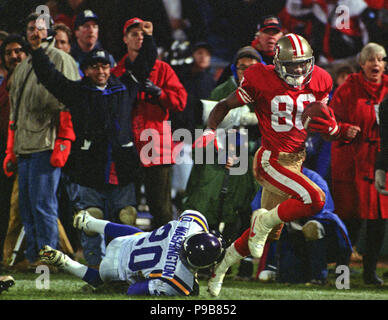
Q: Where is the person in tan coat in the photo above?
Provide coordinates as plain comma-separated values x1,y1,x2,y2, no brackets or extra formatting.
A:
3,13,79,269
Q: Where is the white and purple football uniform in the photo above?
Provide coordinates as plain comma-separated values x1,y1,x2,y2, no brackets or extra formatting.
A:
99,210,209,296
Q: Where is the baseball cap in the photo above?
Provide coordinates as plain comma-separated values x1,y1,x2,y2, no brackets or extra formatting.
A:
123,17,144,35
81,49,111,70
257,15,282,32
234,46,262,64
74,10,99,29
191,41,213,54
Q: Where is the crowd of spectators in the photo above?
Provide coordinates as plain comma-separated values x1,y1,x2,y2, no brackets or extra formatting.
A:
0,0,387,289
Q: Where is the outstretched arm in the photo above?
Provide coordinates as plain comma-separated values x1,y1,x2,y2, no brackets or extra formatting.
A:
193,92,243,150
130,21,157,82
29,32,80,108
207,92,244,130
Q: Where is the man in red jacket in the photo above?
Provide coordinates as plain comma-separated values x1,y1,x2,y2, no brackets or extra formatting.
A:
112,18,187,228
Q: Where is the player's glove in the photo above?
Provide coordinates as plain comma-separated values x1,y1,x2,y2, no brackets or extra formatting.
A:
308,106,340,137
3,121,17,177
192,128,218,151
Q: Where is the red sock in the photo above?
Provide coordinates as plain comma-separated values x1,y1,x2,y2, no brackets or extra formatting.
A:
277,198,324,222
233,228,251,257
234,198,324,256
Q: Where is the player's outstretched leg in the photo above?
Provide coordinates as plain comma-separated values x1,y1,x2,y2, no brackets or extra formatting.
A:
39,245,70,268
74,209,142,242
73,210,108,235
248,207,283,258
208,243,243,297
39,245,103,287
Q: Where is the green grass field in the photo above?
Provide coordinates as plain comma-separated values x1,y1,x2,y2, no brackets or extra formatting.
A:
1,265,388,301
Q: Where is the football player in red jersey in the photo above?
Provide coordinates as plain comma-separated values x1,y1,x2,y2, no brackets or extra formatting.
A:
200,33,358,296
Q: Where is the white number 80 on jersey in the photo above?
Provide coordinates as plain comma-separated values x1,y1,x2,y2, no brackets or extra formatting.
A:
271,93,316,132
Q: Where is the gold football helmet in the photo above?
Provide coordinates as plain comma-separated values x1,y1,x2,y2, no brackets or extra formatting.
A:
274,33,314,88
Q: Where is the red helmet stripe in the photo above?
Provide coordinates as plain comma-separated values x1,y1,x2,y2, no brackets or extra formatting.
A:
286,34,304,57
286,34,297,56
295,34,304,55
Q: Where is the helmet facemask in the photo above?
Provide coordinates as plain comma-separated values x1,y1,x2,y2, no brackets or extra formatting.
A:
275,56,314,88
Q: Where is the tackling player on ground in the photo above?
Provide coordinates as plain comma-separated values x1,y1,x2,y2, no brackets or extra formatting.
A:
39,210,224,296
199,34,360,296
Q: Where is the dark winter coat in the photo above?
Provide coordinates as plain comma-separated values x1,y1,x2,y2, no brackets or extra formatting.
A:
31,36,157,189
